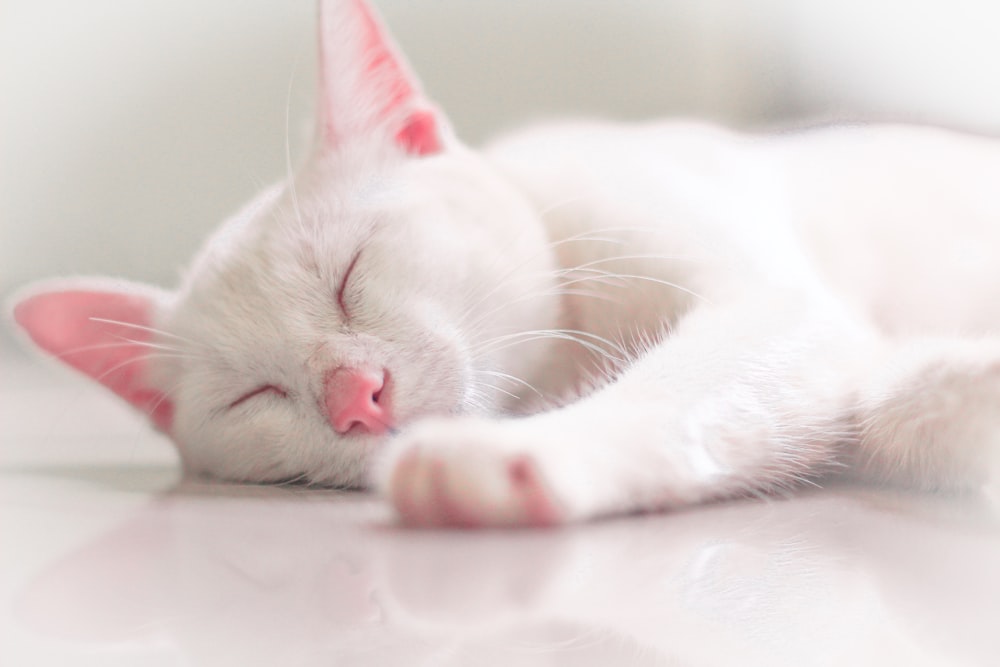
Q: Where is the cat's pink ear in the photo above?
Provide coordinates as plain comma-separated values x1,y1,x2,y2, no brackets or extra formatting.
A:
11,282,175,433
317,0,448,156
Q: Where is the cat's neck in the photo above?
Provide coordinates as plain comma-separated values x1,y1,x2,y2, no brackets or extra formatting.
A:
486,141,701,408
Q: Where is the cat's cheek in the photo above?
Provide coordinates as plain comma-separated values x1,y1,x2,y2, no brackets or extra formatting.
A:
169,408,287,483
387,312,476,421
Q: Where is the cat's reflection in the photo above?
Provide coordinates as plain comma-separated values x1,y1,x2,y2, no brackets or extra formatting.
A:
14,479,1000,665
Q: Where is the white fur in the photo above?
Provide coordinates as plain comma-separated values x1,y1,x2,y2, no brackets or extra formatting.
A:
13,1,1000,525
157,120,1000,522
157,142,557,487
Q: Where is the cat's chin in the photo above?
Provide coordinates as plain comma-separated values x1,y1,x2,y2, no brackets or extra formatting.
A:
180,451,370,490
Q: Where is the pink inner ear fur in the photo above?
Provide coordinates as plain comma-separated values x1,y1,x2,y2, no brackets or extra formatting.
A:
13,290,174,432
319,0,442,156
395,109,442,156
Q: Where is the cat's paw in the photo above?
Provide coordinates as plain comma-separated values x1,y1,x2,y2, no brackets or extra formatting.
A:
378,418,567,528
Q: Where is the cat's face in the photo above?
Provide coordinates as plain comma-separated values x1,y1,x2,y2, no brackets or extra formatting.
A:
157,145,554,486
10,0,557,487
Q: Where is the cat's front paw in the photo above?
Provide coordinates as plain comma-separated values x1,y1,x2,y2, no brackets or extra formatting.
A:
378,418,566,528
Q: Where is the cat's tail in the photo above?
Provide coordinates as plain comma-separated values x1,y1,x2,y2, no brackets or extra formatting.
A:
850,336,1000,501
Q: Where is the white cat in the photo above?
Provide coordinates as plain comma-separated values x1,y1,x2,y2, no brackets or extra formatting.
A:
11,0,1000,527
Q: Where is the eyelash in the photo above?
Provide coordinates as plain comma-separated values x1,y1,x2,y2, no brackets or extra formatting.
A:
337,250,362,318
227,384,288,410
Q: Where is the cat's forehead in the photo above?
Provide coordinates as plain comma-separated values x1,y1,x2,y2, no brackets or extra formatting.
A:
172,163,407,321
198,163,396,261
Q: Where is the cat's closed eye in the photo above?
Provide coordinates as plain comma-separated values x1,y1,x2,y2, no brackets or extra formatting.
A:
336,250,362,318
227,385,289,410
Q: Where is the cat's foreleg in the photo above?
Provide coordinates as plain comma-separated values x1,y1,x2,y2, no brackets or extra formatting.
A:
377,296,873,526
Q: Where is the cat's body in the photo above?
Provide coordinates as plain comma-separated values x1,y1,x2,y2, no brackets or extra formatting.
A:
11,0,1000,526
496,120,1000,341
468,120,1000,520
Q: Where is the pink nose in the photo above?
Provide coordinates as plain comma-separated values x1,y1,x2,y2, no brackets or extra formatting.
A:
324,367,391,435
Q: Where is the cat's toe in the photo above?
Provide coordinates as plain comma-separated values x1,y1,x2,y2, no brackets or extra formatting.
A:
381,420,565,528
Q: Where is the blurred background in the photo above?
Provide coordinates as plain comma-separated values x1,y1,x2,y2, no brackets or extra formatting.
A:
4,0,1000,326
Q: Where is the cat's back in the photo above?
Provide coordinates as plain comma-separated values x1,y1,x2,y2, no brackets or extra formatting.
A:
486,119,747,213
488,120,1000,333
486,119,785,261
772,125,1000,333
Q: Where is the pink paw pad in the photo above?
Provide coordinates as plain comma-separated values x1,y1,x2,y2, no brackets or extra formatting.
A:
505,456,561,527
388,449,562,528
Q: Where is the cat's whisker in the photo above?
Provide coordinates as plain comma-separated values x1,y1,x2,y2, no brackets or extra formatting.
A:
120,375,184,463
52,339,183,360
145,377,183,416
106,334,210,365
482,336,619,366
104,334,188,355
462,285,622,340
461,378,513,414
155,379,186,403
458,270,621,338
92,352,192,386
559,252,697,271
473,369,544,399
552,253,710,302
459,394,490,414
551,265,623,279
541,287,619,302
472,328,627,367
474,327,627,357
87,317,207,350
559,272,711,304
615,319,671,358
454,226,646,331
536,193,597,219
459,245,704,338
80,320,213,370
539,221,686,248
456,392,488,415
475,382,521,402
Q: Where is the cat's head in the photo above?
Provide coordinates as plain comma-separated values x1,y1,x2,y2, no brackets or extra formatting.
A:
9,0,557,487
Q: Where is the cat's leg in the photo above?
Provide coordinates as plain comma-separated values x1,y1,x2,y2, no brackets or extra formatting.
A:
377,295,875,526
852,337,1000,495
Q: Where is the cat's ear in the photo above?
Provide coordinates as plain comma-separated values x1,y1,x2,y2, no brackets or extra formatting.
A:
316,0,449,156
9,280,175,433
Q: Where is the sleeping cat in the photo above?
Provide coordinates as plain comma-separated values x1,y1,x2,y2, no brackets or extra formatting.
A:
10,0,1000,527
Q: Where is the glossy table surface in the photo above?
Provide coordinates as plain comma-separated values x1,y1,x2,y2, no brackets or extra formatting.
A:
4,351,1000,666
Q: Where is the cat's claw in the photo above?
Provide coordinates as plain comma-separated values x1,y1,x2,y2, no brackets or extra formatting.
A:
383,420,565,528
